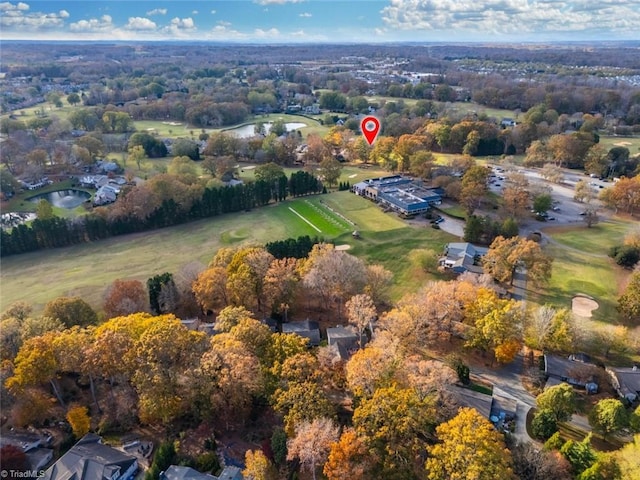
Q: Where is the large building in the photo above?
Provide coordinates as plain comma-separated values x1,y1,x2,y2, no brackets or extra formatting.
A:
43,434,137,480
352,175,441,215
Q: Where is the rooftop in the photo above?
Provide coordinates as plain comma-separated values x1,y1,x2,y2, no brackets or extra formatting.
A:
43,433,137,480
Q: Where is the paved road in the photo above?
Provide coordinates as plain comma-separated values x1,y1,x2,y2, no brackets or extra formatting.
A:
471,353,537,444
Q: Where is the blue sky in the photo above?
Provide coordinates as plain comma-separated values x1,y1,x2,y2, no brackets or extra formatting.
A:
1,1,639,42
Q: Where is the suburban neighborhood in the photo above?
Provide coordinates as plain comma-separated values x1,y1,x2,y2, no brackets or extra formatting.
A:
1,7,640,480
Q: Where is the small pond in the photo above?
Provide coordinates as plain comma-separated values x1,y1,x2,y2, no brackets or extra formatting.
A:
28,189,91,209
226,122,306,138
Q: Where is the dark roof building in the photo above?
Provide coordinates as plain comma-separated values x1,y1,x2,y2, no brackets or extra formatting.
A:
160,466,243,480
161,466,217,480
327,325,361,360
43,434,137,480
0,431,54,471
544,353,599,393
607,366,640,403
352,176,441,215
281,319,321,346
440,243,488,274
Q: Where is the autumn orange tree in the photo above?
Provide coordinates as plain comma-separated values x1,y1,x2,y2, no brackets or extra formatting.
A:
483,235,552,287
460,164,489,215
345,332,400,399
263,257,300,317
323,428,375,480
198,334,264,426
426,407,515,480
599,176,640,215
103,279,148,318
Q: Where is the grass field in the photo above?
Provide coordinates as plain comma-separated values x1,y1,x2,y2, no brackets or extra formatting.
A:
531,217,636,322
3,105,328,139
0,191,455,313
597,135,640,154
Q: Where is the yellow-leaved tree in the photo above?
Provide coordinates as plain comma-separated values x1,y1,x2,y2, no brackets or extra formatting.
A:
66,404,90,438
426,407,515,480
243,449,277,480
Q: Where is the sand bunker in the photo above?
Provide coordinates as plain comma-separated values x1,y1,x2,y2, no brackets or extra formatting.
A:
335,244,352,251
572,294,599,317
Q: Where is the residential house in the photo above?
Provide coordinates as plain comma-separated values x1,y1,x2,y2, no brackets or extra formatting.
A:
94,184,119,205
281,319,321,346
43,433,137,480
160,465,243,480
217,466,243,480
544,353,599,393
440,243,489,275
500,118,516,128
326,325,361,359
0,431,54,471
607,366,640,403
180,318,199,330
161,466,216,480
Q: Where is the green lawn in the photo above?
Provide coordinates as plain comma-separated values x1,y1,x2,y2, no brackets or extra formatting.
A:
5,104,75,122
276,198,351,237
444,102,517,121
0,191,455,313
530,218,636,322
597,135,640,155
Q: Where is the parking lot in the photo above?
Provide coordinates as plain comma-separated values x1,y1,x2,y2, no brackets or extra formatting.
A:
487,164,610,236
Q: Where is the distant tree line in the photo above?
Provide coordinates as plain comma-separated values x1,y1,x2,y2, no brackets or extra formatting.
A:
0,171,322,257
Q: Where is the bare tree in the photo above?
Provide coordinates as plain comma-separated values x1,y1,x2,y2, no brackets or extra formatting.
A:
287,417,339,480
345,294,377,348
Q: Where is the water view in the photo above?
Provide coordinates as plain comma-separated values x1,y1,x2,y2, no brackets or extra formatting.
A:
225,122,306,138
28,189,91,209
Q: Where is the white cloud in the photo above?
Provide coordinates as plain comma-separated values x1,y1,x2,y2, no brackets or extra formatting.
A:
192,10,198,15
164,17,196,35
0,2,70,31
124,17,157,31
379,0,640,39
291,29,305,36
146,8,167,16
0,2,29,11
254,27,281,37
69,15,113,32
299,12,312,17
207,24,247,40
210,9,216,14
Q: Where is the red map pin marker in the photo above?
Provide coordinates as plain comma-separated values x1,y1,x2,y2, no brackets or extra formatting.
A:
361,116,380,145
